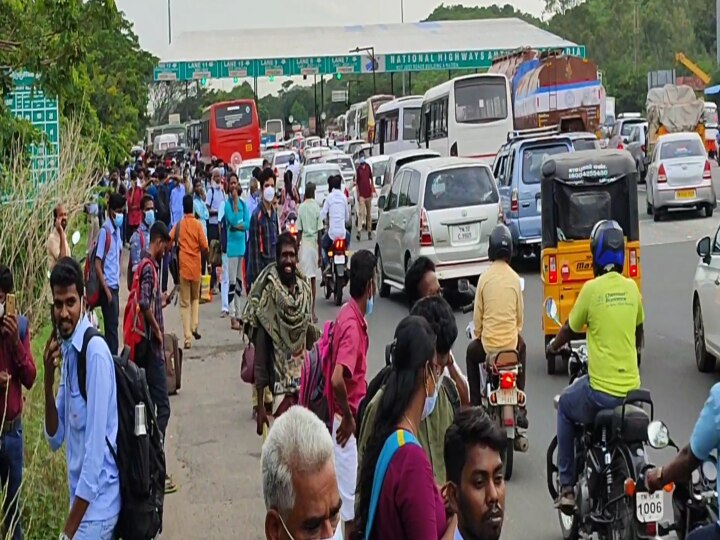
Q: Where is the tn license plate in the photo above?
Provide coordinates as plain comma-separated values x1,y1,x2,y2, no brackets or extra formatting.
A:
492,388,518,405
453,225,473,242
635,491,663,523
675,189,696,200
334,255,346,265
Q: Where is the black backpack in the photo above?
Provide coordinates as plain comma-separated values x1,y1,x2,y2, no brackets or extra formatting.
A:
78,328,165,540
156,184,171,225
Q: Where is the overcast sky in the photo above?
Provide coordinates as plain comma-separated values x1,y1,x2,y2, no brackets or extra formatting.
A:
118,0,545,97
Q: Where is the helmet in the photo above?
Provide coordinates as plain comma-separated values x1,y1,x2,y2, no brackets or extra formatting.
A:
590,220,625,276
488,224,513,261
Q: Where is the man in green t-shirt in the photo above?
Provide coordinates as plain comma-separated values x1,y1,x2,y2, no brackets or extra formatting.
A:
547,220,645,514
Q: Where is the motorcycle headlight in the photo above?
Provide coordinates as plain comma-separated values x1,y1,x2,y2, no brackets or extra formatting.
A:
703,460,717,483
692,469,702,486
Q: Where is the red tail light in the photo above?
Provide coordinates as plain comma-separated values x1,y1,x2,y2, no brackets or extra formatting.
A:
617,142,624,150
657,163,667,183
704,160,712,181
274,167,278,176
420,208,433,246
645,523,657,537
510,188,519,213
561,264,570,281
629,248,638,277
641,144,646,153
548,255,558,284
333,238,346,251
499,372,516,390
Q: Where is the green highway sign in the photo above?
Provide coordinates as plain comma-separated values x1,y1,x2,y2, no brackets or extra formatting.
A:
153,45,586,81
5,72,60,183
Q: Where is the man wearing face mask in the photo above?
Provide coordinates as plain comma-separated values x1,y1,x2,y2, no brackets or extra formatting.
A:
246,169,280,294
354,151,375,241
245,233,316,427
126,170,144,244
129,196,154,279
287,153,301,184
206,168,226,292
94,193,126,355
47,204,70,271
329,249,376,540
444,407,507,540
0,265,37,540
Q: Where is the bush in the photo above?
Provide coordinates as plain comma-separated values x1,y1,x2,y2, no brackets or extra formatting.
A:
0,118,100,539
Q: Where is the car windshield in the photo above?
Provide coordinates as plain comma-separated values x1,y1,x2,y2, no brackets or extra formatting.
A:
304,169,339,188
660,139,706,159
521,144,569,184
326,157,354,171
621,121,644,136
573,138,598,151
238,166,255,182
274,154,293,165
424,166,498,211
371,160,389,178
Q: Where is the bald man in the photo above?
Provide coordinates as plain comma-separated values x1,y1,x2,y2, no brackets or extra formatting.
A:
46,204,70,270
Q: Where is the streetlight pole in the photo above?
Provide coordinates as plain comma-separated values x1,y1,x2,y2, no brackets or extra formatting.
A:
167,0,172,45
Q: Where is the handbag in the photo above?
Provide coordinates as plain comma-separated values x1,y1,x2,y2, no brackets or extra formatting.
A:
241,343,255,384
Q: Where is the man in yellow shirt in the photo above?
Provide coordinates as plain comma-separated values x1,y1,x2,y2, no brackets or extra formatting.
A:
547,220,644,513
466,225,526,422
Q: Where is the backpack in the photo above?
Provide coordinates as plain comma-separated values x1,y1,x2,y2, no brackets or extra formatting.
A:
156,184,171,225
122,258,157,363
84,225,113,309
78,329,165,540
126,231,147,291
299,320,335,432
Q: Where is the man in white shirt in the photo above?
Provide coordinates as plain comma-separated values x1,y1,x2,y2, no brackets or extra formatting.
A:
287,153,301,184
320,174,350,269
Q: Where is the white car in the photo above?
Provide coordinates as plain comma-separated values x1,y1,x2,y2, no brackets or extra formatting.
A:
297,163,344,207
693,229,720,372
236,158,264,193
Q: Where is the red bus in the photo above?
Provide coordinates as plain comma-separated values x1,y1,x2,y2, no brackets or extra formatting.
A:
200,100,261,166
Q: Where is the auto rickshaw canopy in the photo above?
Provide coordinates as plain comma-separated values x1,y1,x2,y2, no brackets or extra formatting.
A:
540,149,639,248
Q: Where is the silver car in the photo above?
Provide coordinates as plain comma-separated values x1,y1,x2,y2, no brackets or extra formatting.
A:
646,132,716,221
297,163,343,207
379,149,441,207
375,157,501,296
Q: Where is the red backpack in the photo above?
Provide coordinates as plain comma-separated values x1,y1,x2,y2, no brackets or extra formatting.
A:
123,258,158,363
84,225,112,309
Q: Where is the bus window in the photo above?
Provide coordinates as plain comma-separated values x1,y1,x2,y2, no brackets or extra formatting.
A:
403,108,421,141
216,104,253,129
454,78,508,124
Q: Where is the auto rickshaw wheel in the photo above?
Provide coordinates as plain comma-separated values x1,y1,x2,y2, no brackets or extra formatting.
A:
545,336,557,375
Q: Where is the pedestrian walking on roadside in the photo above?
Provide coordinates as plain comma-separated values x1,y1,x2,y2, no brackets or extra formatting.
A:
296,182,323,323
224,172,250,330
206,168,226,293
128,195,154,276
125,170,144,244
170,195,209,349
354,151,375,241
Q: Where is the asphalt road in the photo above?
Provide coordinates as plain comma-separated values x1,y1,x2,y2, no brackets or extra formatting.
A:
160,166,720,540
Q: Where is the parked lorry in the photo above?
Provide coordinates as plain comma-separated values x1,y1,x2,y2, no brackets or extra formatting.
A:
489,48,604,133
704,101,718,158
646,84,705,157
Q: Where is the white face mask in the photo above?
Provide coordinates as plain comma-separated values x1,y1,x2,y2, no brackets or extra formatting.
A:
279,514,336,540
421,366,439,420
263,186,276,203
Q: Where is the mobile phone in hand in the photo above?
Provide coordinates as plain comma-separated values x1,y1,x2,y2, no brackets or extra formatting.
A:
5,294,16,317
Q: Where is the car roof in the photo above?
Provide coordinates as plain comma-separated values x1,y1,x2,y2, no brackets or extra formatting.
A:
390,149,441,161
274,150,296,157
302,163,342,171
323,152,352,159
657,131,703,143
366,155,390,164
239,158,264,168
402,157,492,174
505,135,573,150
565,132,598,140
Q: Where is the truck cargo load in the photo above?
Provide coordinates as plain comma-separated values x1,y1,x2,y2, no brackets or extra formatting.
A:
489,48,604,133
646,84,705,150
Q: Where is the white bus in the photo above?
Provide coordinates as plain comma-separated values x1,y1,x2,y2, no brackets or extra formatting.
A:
266,119,284,140
373,95,423,155
345,103,362,139
418,73,513,164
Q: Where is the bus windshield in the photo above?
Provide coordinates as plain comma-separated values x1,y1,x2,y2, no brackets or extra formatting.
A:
403,108,421,140
705,106,719,127
454,78,508,124
216,104,253,130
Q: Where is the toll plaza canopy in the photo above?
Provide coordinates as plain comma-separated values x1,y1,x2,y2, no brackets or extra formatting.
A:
153,18,585,82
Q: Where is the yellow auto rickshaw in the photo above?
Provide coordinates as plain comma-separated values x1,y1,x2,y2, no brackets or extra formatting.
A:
540,149,641,374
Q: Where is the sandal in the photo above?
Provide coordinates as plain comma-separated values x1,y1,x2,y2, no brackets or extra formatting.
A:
165,475,179,494
231,319,241,331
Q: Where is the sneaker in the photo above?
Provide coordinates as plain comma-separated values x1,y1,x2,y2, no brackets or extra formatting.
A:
220,311,229,319
165,475,178,494
555,487,576,515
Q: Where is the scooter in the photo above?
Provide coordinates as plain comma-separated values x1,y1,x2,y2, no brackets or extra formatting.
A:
324,236,349,307
462,276,527,480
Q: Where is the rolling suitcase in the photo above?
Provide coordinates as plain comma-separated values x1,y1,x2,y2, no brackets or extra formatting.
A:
164,332,183,395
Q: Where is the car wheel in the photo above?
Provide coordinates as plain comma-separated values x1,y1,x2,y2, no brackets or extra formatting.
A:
706,205,715,218
694,301,716,372
653,207,663,222
375,248,391,298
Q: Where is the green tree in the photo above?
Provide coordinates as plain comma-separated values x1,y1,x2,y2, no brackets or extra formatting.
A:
290,100,309,123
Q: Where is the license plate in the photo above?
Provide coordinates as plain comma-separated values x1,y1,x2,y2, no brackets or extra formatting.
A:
493,388,518,405
453,225,473,242
676,189,696,200
334,255,346,265
536,199,542,212
635,491,663,523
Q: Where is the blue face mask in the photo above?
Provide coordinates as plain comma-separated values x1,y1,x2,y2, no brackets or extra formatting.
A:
113,213,124,228
365,295,374,317
144,210,155,226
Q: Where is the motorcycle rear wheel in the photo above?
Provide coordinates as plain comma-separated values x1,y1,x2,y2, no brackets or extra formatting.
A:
504,437,514,480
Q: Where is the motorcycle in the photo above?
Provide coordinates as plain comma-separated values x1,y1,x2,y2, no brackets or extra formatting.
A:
658,449,718,539
545,298,673,540
285,212,298,239
462,277,527,480
324,236,349,307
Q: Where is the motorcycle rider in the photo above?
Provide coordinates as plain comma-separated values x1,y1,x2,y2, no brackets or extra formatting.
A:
320,174,350,271
465,224,527,425
646,383,720,540
547,219,644,514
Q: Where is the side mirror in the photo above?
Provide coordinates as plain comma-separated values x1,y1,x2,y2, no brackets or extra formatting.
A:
378,195,386,209
647,420,671,450
545,298,561,326
697,236,712,263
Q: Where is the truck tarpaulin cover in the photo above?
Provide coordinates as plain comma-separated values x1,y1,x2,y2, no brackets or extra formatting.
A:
646,84,704,137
